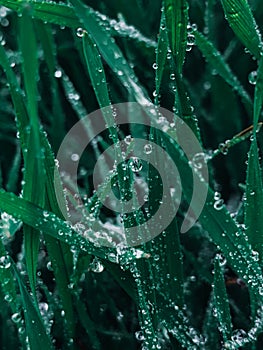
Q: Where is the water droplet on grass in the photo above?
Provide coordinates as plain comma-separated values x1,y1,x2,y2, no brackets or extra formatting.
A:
129,157,143,172
90,257,104,273
144,144,152,154
76,27,85,38
0,256,11,269
248,70,257,85
11,312,22,324
54,70,62,78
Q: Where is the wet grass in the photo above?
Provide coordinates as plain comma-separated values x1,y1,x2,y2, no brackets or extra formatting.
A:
0,0,262,349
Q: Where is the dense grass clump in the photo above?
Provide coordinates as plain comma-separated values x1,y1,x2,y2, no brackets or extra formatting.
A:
0,0,262,349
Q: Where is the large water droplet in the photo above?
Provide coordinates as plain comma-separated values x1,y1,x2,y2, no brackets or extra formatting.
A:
90,257,104,273
248,70,257,85
129,157,143,173
76,27,85,38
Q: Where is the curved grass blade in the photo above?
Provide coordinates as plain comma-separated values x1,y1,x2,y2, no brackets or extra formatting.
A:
71,0,151,106
18,6,45,299
0,0,79,28
220,0,263,59
193,28,253,115
213,254,232,342
12,263,54,350
164,0,189,72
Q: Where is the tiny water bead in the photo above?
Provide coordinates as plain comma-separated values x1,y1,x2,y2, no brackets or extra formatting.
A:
71,153,80,162
76,27,86,38
144,144,152,154
214,199,224,210
54,69,62,78
129,157,143,172
248,70,257,85
218,142,229,155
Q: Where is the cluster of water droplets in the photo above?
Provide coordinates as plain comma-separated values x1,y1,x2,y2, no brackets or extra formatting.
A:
213,191,224,211
186,24,196,52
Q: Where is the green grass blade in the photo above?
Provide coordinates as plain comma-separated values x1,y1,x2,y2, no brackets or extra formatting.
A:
244,139,263,260
164,0,188,72
0,0,79,28
19,6,45,298
253,55,263,130
82,33,111,110
213,254,232,342
36,20,65,150
71,0,151,106
220,0,263,59
155,11,168,103
193,28,253,114
12,263,54,350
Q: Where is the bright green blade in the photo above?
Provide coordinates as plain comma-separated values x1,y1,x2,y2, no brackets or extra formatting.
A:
0,0,79,28
164,0,188,72
220,0,263,59
18,6,45,299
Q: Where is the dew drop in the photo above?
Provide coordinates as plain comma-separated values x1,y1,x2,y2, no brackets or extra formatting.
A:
135,330,145,341
129,157,143,173
54,70,62,78
11,312,22,324
248,70,257,85
214,199,224,211
90,257,104,273
76,27,85,38
71,153,80,162
0,256,11,269
144,144,152,154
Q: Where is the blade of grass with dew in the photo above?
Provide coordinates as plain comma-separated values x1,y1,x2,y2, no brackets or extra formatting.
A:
71,0,151,106
244,139,263,260
244,55,263,261
220,0,263,59
0,191,149,266
35,20,65,151
12,262,54,350
0,35,76,337
155,11,168,103
36,34,76,338
164,0,188,73
18,6,45,299
148,128,184,309
202,295,221,348
204,0,217,40
0,251,26,348
161,132,263,297
193,28,253,115
0,0,80,28
213,254,232,342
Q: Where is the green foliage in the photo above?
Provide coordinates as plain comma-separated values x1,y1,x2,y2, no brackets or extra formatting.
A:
0,0,262,349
